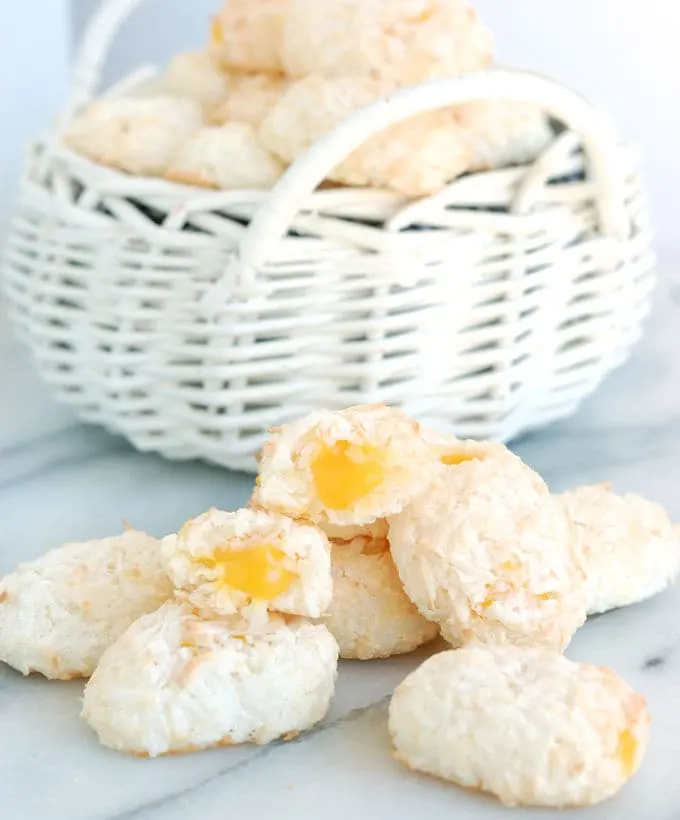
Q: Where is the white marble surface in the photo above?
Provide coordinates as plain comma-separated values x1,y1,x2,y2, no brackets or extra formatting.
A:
2,265,680,820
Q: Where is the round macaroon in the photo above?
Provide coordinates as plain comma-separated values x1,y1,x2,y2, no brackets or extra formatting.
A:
389,444,588,650
322,522,439,660
209,0,287,74
162,50,231,117
0,530,173,679
558,483,680,615
82,602,338,757
282,0,494,84
454,100,553,172
252,404,438,527
261,77,551,195
162,507,332,624
213,72,289,128
260,75,475,196
389,645,650,807
62,95,203,176
165,122,285,189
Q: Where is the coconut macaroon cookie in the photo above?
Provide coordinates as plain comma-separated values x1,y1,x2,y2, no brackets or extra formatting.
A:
558,483,680,615
389,448,588,649
389,645,650,807
282,0,494,84
324,526,439,660
162,50,231,117
213,73,289,128
62,95,203,176
82,602,339,756
260,75,474,196
209,0,287,74
252,405,437,526
165,123,285,189
0,530,173,679
457,100,553,172
261,76,550,195
162,507,331,624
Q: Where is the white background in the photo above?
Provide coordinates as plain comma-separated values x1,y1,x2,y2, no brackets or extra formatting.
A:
0,0,678,250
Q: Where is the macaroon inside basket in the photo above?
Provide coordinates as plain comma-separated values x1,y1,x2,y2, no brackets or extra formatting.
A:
1,0,655,472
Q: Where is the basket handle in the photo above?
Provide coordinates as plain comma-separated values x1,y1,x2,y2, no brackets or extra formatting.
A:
208,69,630,304
64,0,150,119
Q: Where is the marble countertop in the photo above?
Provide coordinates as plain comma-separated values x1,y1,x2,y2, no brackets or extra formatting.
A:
2,264,680,820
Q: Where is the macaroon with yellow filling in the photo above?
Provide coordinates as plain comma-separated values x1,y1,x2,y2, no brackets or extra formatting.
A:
389,645,650,807
423,429,514,466
162,507,331,623
82,602,338,757
252,404,437,527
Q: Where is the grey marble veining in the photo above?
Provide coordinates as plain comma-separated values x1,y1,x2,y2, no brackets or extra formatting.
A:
1,263,680,820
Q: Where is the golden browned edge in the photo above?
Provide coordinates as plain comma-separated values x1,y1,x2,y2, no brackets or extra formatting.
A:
54,672,88,681
317,180,345,190
588,665,650,724
128,735,236,759
69,150,146,179
26,664,87,682
339,644,436,662
392,741,626,808
164,170,220,190
0,589,8,604
125,728,304,758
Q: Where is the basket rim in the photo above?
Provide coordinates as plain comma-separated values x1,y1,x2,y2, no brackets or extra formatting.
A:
31,130,640,220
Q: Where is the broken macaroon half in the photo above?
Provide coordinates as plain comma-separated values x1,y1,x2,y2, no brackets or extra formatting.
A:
162,507,332,626
252,404,439,527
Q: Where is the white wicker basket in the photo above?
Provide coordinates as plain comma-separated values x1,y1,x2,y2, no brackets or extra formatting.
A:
1,0,656,472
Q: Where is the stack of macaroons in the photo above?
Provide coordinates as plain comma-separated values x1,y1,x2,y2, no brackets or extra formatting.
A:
0,510,339,758
62,0,553,195
1,402,677,805
250,404,677,807
81,508,339,757
250,405,444,659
